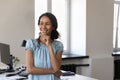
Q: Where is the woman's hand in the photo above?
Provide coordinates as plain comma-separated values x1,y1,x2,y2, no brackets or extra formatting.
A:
41,35,52,46
44,36,52,46
54,70,62,78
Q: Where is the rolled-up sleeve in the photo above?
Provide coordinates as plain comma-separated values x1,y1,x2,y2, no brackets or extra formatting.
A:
25,39,34,51
56,41,64,53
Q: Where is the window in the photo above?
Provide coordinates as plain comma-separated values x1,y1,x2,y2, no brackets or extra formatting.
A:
35,0,68,50
52,0,68,51
35,0,47,38
113,0,120,52
35,0,86,55
70,0,86,55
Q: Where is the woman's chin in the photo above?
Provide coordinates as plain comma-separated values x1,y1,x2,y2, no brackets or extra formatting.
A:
41,33,49,35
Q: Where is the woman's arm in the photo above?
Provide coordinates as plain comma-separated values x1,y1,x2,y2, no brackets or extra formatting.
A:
48,45,63,78
53,51,63,77
25,49,54,74
48,45,62,71
41,35,63,77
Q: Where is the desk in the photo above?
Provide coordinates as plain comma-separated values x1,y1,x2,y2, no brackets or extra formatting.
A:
0,73,98,80
62,53,89,60
61,74,98,80
0,73,27,80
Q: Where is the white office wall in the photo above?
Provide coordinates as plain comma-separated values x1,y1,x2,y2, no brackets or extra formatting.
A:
0,0,34,66
86,0,114,57
86,0,114,80
90,57,113,80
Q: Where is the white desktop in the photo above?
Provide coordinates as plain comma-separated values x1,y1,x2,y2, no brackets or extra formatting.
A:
0,71,98,80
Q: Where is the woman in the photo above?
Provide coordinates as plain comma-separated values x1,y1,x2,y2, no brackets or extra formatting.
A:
25,12,63,80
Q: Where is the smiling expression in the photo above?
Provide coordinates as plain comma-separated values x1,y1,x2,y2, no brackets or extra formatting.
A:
39,16,54,36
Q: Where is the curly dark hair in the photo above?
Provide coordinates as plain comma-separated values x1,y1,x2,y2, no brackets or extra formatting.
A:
38,12,60,40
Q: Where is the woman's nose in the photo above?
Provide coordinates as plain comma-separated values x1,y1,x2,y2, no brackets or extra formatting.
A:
42,24,46,28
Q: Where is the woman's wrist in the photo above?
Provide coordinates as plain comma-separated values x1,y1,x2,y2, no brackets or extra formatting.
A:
47,44,52,50
50,68,57,74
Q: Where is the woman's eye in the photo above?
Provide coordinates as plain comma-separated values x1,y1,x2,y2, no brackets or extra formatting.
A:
40,22,51,25
46,23,51,25
40,23,43,25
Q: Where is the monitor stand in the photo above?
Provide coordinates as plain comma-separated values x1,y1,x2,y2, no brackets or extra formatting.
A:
5,55,15,72
0,65,14,72
5,65,14,72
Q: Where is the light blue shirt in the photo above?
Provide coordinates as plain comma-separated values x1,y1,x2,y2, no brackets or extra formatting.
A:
25,39,63,80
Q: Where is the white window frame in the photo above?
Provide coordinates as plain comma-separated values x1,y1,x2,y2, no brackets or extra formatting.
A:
113,0,120,52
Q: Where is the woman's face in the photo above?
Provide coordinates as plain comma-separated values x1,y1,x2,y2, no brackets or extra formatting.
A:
39,16,53,36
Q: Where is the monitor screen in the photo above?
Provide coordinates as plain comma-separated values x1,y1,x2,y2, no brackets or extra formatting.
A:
0,43,11,66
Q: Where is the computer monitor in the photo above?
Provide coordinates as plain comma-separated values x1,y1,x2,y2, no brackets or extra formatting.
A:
0,43,14,72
